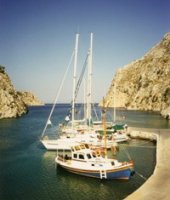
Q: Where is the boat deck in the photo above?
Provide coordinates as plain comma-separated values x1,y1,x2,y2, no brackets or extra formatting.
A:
125,127,170,200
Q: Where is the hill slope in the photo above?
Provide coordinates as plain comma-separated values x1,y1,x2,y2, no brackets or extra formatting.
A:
104,33,170,117
0,66,43,119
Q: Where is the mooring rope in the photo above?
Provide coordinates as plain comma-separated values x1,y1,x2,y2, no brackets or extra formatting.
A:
121,145,132,161
135,171,147,180
121,144,149,181
125,149,132,161
121,144,156,149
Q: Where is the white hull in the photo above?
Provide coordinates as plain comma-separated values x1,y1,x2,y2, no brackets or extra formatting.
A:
41,139,77,150
40,134,117,151
112,133,129,143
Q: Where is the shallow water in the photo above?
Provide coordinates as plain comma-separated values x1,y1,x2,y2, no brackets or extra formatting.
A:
0,104,164,200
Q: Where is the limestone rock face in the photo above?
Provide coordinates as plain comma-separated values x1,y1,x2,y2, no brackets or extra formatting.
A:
18,91,44,106
0,66,28,119
161,106,170,120
104,33,170,115
0,65,43,119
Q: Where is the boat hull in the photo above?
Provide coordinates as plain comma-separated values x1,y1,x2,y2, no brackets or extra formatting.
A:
56,161,134,180
41,138,117,151
40,139,73,150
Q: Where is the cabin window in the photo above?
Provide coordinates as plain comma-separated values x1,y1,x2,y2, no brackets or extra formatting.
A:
92,153,96,158
111,161,115,165
84,144,89,149
79,154,84,159
80,144,86,149
87,154,92,159
73,154,77,159
75,146,81,151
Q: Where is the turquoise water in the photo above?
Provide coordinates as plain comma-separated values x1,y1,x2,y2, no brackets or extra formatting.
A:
0,104,168,200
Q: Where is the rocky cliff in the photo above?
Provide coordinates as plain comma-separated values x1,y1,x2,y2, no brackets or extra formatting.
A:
161,106,170,120
103,33,170,118
0,65,27,119
0,65,43,119
17,91,43,106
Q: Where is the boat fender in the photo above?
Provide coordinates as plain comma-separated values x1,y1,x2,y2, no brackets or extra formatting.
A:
131,171,135,176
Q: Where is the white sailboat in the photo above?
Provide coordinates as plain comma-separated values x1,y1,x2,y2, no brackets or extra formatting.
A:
110,82,129,142
40,33,80,150
40,33,117,150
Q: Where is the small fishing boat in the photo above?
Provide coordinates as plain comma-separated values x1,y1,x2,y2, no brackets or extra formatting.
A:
55,143,135,180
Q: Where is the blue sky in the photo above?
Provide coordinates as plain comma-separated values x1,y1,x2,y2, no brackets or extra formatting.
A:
0,0,169,103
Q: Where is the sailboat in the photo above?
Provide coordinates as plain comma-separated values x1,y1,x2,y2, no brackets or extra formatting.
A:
55,102,135,180
40,33,117,150
96,82,129,142
110,83,129,142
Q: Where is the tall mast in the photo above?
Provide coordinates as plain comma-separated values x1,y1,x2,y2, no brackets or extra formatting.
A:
83,77,86,121
102,97,107,158
86,32,93,125
113,82,116,123
72,33,79,126
89,33,93,120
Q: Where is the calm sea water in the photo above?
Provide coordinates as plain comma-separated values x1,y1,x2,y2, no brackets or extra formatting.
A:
0,104,169,200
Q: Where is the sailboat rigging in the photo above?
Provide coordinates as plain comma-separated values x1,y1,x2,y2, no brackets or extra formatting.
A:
40,33,126,151
40,50,75,139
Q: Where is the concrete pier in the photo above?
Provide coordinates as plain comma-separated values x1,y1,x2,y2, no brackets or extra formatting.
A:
125,127,170,200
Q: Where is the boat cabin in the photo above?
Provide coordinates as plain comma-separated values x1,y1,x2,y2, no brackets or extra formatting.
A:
70,144,105,162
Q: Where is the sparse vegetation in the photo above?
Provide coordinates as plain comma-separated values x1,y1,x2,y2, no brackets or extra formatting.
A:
0,65,5,73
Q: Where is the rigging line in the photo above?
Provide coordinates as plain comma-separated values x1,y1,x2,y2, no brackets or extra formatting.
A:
74,53,89,102
92,103,99,121
121,145,132,161
41,51,75,138
66,53,89,116
107,111,113,122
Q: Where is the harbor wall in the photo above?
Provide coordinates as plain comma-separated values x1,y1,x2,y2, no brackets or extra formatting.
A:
125,127,170,200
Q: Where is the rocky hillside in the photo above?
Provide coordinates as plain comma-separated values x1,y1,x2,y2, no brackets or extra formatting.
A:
0,66,27,119
0,65,43,119
17,91,43,106
103,33,170,118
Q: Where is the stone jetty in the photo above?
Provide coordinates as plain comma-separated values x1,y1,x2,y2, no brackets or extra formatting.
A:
125,127,170,200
